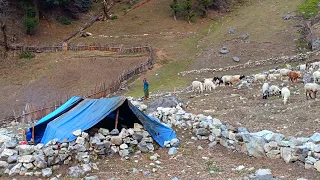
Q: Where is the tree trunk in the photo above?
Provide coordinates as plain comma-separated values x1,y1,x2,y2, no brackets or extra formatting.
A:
1,22,9,57
34,0,39,22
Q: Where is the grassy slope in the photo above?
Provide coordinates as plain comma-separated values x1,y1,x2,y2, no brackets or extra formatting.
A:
126,0,304,98
298,0,320,18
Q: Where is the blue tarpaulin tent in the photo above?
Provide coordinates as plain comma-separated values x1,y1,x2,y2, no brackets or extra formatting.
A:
27,96,178,148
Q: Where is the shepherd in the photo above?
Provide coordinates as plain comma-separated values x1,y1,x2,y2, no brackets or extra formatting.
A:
143,77,149,100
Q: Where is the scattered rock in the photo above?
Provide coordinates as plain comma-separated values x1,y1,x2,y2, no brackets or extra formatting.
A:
220,46,229,54
42,168,53,177
233,56,240,62
69,165,85,177
110,129,120,135
228,28,236,34
168,147,177,155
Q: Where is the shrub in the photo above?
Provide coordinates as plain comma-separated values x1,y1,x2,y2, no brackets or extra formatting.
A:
19,51,34,59
111,15,118,20
23,17,38,35
57,17,72,25
64,0,93,18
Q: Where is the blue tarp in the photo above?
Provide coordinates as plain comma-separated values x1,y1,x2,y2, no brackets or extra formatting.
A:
26,96,83,143
40,97,125,144
32,96,178,148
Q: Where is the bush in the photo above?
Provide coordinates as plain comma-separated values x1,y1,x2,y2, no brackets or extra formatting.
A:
57,17,72,25
64,0,93,18
19,51,34,59
23,17,38,35
111,15,118,20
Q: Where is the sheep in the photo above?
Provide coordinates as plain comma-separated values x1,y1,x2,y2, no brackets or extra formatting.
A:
313,71,320,83
281,87,290,105
288,71,302,83
203,78,213,91
268,73,281,81
269,85,281,96
221,75,233,86
192,81,203,93
204,81,216,92
299,64,307,72
213,77,223,86
222,75,245,86
254,73,268,83
304,83,320,100
262,83,269,99
280,68,291,80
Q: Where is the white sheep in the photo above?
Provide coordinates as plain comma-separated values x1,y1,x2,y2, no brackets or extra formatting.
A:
313,71,320,83
299,64,307,72
262,83,269,99
281,87,290,105
280,69,291,80
268,73,281,81
204,78,213,91
204,81,216,92
254,74,268,83
304,83,320,100
192,81,203,93
269,85,281,96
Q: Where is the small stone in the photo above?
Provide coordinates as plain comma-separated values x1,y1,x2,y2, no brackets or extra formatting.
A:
110,129,120,135
69,166,85,177
208,141,217,147
82,163,92,173
132,133,143,141
228,28,236,34
132,168,138,173
98,128,110,136
283,15,291,20
42,168,52,177
168,147,177,155
233,57,240,62
73,129,82,136
241,33,249,40
81,132,89,139
110,136,122,145
119,149,130,157
172,177,179,180
197,146,203,150
120,143,128,150
84,175,99,180
23,162,34,170
7,155,18,164
236,165,245,171
76,137,85,145
150,155,157,161
194,128,209,136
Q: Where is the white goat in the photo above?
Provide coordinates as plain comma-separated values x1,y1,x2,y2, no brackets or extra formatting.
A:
304,83,320,100
262,83,269,99
192,81,203,93
268,73,281,81
254,74,268,83
281,87,290,105
204,81,216,92
313,71,320,83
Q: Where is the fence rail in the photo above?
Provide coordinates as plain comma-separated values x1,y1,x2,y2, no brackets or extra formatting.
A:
14,45,153,123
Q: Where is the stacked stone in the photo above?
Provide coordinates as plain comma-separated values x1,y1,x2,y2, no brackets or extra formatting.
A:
0,124,158,178
149,105,320,172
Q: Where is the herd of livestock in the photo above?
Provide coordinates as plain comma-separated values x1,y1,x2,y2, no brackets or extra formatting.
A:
191,61,320,104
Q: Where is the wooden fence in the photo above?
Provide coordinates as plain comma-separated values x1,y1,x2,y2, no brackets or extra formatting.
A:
14,45,154,123
9,44,151,54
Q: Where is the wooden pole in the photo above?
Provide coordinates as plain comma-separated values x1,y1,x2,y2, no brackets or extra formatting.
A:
115,109,119,129
32,125,35,142
22,129,26,142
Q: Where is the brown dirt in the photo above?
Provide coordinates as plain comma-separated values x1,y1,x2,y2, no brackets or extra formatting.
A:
0,51,148,119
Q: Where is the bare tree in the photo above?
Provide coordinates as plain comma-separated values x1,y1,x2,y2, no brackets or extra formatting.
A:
102,0,122,20
0,0,9,56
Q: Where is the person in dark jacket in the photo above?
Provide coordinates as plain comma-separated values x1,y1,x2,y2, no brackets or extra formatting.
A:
143,77,149,100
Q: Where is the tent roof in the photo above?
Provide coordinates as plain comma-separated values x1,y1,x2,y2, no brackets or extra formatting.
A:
27,96,177,147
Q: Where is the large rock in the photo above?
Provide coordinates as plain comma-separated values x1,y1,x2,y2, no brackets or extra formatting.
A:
34,155,47,169
42,168,52,177
1,149,17,158
281,147,297,163
310,133,320,143
9,163,22,176
98,128,109,136
69,165,85,177
137,141,149,152
18,155,35,163
110,129,120,135
246,135,266,157
132,133,143,141
119,149,130,157
194,128,209,136
146,96,184,114
315,161,320,172
110,136,122,145
82,163,92,173
44,147,55,156
4,139,18,149
17,145,35,155
7,155,17,164
0,160,8,168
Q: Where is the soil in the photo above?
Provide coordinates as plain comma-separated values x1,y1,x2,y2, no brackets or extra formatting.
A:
0,52,148,120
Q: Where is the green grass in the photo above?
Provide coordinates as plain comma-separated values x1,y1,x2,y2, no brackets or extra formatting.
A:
298,0,319,18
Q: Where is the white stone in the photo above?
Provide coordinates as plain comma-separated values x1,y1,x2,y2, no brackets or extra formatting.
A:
76,137,85,145
120,143,128,150
73,129,82,136
18,155,35,163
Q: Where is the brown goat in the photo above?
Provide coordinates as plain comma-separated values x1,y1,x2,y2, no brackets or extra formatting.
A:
288,72,302,83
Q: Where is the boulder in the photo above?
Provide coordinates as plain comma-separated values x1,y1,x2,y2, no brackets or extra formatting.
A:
42,168,53,177
7,155,17,164
281,147,297,163
9,163,22,176
137,141,149,152
110,136,122,145
4,139,18,149
110,129,120,136
132,133,143,141
0,160,8,168
34,155,47,169
245,135,266,157
1,149,17,158
146,96,184,114
18,155,35,163
194,128,209,136
98,128,109,136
